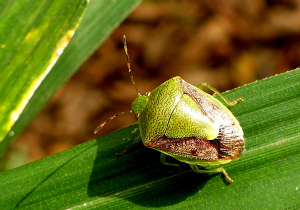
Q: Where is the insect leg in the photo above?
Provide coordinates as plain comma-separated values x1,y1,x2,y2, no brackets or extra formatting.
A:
115,134,141,157
197,83,244,106
190,164,233,184
160,153,181,168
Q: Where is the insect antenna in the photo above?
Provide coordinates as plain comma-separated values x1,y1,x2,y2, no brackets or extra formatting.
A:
123,35,141,97
94,36,138,134
94,110,133,134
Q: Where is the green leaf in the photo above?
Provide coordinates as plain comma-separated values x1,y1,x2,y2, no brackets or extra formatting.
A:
0,0,87,142
0,0,142,155
0,69,299,209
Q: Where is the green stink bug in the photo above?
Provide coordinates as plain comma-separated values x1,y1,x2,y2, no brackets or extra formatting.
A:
95,36,245,183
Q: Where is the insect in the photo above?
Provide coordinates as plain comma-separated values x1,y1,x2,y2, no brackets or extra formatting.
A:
95,35,245,183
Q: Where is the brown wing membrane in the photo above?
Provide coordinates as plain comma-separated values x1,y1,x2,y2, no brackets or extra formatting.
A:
146,137,219,161
217,124,245,159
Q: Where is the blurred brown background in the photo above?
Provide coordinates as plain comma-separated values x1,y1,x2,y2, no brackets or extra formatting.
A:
4,0,300,168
